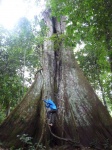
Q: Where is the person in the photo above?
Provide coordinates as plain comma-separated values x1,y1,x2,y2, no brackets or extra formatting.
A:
43,96,57,126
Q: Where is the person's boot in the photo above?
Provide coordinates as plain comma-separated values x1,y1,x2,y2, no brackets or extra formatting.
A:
49,123,53,126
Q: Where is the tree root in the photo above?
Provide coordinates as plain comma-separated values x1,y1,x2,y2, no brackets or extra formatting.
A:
48,124,82,149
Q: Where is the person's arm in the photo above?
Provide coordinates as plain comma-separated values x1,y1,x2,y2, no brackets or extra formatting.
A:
43,100,50,108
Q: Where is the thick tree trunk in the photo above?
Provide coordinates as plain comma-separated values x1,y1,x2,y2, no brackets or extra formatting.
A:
0,10,112,149
42,10,112,148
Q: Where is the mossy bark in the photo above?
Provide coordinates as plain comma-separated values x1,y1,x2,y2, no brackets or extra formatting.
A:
0,10,112,149
0,73,45,148
42,10,112,148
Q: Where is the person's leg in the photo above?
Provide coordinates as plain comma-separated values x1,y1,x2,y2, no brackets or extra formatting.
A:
49,110,57,126
51,113,55,125
47,110,53,125
47,110,50,119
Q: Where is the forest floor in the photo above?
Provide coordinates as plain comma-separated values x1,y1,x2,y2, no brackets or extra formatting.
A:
0,148,99,150
0,146,101,150
50,146,101,150
0,145,109,150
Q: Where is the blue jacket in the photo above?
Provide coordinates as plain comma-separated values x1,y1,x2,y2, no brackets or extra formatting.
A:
44,99,57,110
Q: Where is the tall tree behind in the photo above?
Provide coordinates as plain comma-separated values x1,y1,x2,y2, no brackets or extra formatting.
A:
0,17,41,119
0,10,112,149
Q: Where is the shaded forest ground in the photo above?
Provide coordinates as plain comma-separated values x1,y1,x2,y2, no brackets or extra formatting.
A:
0,146,110,150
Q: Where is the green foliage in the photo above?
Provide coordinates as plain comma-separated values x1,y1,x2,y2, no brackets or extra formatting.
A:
0,109,5,124
16,134,46,150
47,0,112,110
17,134,33,145
0,17,44,119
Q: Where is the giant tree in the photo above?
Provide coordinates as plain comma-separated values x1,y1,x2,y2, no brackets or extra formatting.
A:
0,10,112,150
50,0,112,109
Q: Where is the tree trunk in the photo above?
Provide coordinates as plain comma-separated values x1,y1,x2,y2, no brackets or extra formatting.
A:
6,103,10,117
0,10,112,149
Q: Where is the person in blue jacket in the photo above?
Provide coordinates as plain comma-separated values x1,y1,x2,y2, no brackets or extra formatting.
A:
43,96,57,126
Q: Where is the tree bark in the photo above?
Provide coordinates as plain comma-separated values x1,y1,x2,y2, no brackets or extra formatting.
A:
6,103,10,117
0,10,112,149
42,10,112,148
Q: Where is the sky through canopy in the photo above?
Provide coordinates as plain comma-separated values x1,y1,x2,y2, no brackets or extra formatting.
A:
0,0,45,29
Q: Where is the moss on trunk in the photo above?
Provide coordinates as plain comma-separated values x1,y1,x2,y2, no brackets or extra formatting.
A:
0,10,112,150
